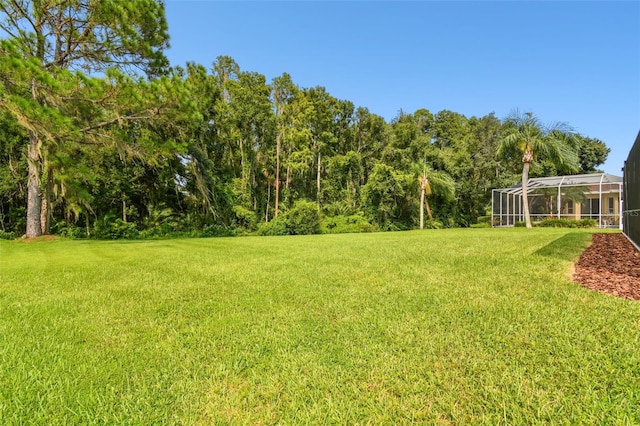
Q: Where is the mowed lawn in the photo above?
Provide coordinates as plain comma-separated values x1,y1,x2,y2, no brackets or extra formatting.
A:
0,228,638,424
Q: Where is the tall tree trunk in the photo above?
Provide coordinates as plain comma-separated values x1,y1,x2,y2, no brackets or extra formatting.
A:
26,131,43,238
522,160,532,228
122,199,127,222
522,147,533,228
240,139,247,204
286,166,291,189
316,151,321,210
265,181,271,222
26,76,44,238
40,166,54,234
238,137,252,208
275,131,281,217
420,185,425,230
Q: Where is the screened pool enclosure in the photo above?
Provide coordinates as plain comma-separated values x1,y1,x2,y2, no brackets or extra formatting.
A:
492,173,624,229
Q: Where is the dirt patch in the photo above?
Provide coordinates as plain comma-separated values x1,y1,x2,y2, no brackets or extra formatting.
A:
19,235,60,242
573,233,640,300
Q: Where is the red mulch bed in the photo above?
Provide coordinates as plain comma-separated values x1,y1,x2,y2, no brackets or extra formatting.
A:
573,233,640,300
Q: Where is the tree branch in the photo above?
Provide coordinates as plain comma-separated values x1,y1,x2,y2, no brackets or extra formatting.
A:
6,0,36,32
75,111,158,134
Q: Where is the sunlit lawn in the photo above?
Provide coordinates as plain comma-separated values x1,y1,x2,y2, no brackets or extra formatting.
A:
0,228,638,424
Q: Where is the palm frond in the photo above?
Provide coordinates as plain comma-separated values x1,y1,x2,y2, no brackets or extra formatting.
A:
426,170,456,201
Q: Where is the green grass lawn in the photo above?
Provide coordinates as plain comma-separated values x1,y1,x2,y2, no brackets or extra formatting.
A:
0,228,638,424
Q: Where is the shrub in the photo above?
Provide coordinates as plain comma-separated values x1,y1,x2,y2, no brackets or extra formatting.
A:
0,230,15,240
321,213,377,234
93,216,139,240
139,223,175,239
537,218,569,228
578,219,598,228
422,219,444,229
323,201,357,217
286,200,321,235
380,222,413,232
256,216,289,236
200,224,236,238
232,205,258,231
537,218,598,228
52,221,86,239
477,215,491,225
138,223,237,239
470,223,491,228
57,226,87,239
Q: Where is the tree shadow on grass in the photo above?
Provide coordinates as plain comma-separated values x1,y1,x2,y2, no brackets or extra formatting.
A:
534,233,592,262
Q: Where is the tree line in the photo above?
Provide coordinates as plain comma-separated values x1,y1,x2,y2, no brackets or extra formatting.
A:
0,1,610,238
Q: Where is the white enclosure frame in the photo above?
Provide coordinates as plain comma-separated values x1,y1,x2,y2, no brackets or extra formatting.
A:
492,173,623,229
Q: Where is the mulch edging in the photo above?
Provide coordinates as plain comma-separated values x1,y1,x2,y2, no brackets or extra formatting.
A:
573,233,640,301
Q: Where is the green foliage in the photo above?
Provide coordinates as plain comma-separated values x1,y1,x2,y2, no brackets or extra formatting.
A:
285,200,321,235
92,216,140,240
257,200,322,236
138,223,175,239
469,222,491,228
576,136,610,174
232,205,258,231
0,205,26,236
422,219,445,229
477,215,492,224
54,225,87,239
514,219,596,229
199,224,237,238
323,201,357,217
0,111,27,235
361,163,407,228
0,0,181,237
321,214,377,234
0,230,16,240
470,215,492,228
138,224,236,239
256,215,289,236
537,218,598,228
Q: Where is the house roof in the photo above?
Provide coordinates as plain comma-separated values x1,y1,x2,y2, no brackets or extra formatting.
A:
495,173,623,195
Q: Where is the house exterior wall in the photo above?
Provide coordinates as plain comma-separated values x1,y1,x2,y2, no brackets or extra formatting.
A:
582,192,622,227
562,200,581,219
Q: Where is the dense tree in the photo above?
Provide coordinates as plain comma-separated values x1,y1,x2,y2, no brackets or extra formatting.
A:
298,87,339,208
576,136,610,174
271,73,297,218
361,163,405,229
459,113,515,222
352,107,389,184
323,151,364,213
177,63,224,220
0,111,27,234
431,110,469,150
0,0,172,237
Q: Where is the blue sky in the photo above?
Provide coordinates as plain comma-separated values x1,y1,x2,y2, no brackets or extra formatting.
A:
164,1,640,175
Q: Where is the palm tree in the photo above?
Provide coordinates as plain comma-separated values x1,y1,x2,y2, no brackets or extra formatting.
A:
415,164,455,229
497,111,578,228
